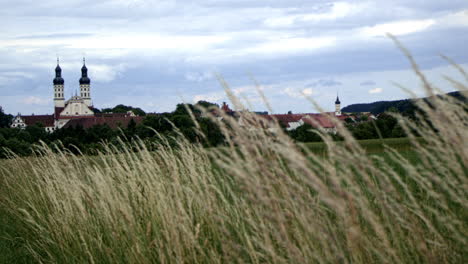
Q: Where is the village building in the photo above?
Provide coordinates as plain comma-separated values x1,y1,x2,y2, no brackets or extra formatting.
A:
232,95,357,134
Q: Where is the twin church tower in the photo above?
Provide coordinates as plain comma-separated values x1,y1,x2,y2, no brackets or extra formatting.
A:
53,58,92,108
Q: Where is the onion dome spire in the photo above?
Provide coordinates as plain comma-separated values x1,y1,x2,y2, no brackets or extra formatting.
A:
79,57,90,85
335,94,341,104
53,57,64,85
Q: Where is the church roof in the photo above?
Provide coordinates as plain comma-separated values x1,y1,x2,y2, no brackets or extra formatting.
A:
268,114,304,124
301,114,335,128
79,76,91,85
79,58,91,85
335,96,341,104
53,77,64,85
53,61,64,85
221,102,233,113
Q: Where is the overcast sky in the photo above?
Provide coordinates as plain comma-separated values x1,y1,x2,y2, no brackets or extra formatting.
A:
1,0,467,114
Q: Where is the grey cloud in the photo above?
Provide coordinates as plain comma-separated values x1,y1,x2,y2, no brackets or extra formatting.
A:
15,33,93,40
306,79,342,88
360,80,376,86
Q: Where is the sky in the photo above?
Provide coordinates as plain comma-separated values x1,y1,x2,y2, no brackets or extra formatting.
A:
0,0,467,115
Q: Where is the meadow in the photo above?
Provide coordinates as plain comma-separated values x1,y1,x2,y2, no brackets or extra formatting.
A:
1,53,467,263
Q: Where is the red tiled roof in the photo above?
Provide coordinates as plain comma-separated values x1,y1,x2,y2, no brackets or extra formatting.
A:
270,114,303,123
221,102,233,113
336,115,354,121
301,115,335,128
21,115,55,127
63,116,144,129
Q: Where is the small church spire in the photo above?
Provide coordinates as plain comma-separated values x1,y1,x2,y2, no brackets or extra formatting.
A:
335,92,341,116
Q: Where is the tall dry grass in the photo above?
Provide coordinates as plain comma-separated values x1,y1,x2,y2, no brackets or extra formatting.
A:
1,51,467,263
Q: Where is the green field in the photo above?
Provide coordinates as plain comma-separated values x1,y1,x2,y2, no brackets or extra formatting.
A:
305,137,424,153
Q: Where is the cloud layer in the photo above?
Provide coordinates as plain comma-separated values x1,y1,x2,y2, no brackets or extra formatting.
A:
0,1,467,114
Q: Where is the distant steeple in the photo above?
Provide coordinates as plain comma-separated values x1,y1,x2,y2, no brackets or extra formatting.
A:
335,93,341,116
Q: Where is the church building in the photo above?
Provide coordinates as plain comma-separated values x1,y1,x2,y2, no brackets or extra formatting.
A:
11,59,142,131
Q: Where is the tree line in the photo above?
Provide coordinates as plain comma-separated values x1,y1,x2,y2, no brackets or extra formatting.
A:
0,103,407,158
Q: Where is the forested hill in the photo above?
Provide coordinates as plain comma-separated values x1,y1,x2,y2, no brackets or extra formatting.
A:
342,91,465,115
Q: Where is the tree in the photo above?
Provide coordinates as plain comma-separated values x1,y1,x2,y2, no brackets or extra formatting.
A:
170,115,197,142
0,107,13,128
195,101,219,110
143,115,172,132
344,117,354,124
199,117,224,146
127,119,137,131
375,113,398,138
391,123,406,138
348,122,377,140
387,106,399,113
171,115,194,128
85,124,115,143
101,104,146,116
124,119,137,139
25,124,48,143
174,103,197,116
289,124,322,142
62,137,82,154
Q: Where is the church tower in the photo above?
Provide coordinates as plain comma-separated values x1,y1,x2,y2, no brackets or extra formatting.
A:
79,58,92,107
335,95,341,116
53,58,65,108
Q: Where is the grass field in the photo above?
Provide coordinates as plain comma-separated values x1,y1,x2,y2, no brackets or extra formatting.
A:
0,65,467,263
1,120,466,264
0,138,417,263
